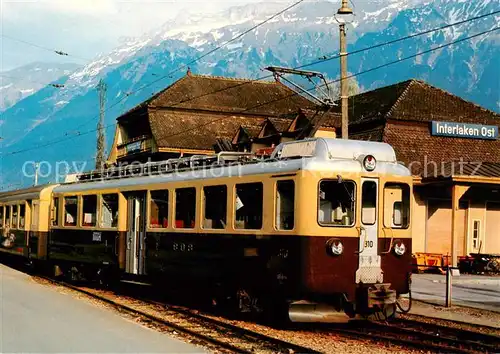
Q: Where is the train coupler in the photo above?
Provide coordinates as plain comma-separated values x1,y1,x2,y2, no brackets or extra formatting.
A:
367,283,396,308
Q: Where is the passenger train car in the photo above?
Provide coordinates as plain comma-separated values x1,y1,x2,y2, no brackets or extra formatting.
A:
0,138,412,320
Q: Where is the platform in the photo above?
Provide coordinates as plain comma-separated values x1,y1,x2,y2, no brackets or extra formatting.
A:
0,264,204,353
409,273,500,313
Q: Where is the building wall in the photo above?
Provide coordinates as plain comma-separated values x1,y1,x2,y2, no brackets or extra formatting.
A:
411,191,427,253
486,202,500,253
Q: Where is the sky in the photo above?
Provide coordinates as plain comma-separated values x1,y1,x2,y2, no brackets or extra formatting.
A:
0,0,265,71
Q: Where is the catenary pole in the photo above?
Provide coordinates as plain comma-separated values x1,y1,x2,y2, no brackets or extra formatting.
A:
337,0,353,139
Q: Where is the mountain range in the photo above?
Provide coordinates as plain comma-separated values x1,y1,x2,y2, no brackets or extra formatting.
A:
0,0,498,188
0,62,80,111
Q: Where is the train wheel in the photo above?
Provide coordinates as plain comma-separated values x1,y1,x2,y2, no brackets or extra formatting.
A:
261,295,291,328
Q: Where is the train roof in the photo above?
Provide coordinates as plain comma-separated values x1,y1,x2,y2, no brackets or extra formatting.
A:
53,138,411,194
0,184,57,203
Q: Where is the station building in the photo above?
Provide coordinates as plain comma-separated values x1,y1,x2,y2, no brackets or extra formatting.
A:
107,73,499,264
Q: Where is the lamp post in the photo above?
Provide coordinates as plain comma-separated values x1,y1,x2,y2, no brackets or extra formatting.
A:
337,0,353,139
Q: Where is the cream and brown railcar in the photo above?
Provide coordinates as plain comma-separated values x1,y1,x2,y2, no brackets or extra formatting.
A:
0,185,57,260
48,138,412,317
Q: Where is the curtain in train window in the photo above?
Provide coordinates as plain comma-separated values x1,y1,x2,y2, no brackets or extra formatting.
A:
175,188,196,229
150,190,169,229
82,195,97,227
12,205,18,229
31,202,40,229
203,185,227,229
64,196,78,226
235,183,263,230
5,206,11,228
318,180,355,226
19,204,26,229
276,180,295,230
101,194,119,228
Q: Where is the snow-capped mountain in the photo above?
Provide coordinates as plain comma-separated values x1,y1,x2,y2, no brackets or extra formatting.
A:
0,62,80,111
0,0,498,188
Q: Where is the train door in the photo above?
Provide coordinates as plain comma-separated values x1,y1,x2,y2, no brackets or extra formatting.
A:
356,178,383,284
126,193,147,275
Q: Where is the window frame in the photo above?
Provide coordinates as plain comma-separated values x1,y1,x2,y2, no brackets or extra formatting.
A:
18,202,26,230
472,219,481,250
233,182,264,231
5,205,11,228
148,189,170,230
81,194,98,228
100,193,120,229
63,195,79,227
317,179,357,228
174,187,197,230
274,179,296,231
52,197,60,227
0,205,4,228
383,182,411,230
202,184,228,230
11,204,19,229
361,181,378,226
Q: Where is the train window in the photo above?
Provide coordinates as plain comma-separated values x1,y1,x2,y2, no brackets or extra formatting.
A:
384,183,410,229
5,206,11,228
12,205,18,229
31,202,40,229
175,188,196,229
150,190,169,229
203,185,227,229
276,180,295,230
318,180,355,227
361,182,377,225
19,204,26,229
82,195,97,227
235,183,263,230
101,194,119,228
0,206,4,227
52,198,60,226
64,196,78,226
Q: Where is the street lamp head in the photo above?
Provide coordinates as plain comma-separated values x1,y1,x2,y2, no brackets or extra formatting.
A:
337,5,353,15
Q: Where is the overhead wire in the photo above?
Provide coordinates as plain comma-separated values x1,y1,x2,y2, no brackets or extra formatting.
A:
2,9,499,156
23,0,310,134
4,26,497,157
1,34,92,62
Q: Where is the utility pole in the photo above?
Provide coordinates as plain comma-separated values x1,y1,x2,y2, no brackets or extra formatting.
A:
96,79,107,171
337,0,353,139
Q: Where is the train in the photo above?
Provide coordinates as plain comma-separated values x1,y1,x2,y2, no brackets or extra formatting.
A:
0,138,413,321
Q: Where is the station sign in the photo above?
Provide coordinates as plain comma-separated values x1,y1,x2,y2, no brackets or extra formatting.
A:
431,121,498,140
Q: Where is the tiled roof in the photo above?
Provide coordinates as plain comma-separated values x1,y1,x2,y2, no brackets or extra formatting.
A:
345,79,499,125
384,122,500,176
141,74,316,116
268,117,292,132
300,108,341,128
148,110,266,150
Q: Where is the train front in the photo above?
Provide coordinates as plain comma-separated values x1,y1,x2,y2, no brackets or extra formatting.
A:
283,139,413,320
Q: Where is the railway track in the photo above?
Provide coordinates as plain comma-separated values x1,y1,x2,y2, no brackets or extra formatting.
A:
37,276,319,354
34,273,500,354
323,318,500,354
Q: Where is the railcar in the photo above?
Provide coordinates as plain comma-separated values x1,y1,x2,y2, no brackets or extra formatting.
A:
0,138,413,321
0,185,56,263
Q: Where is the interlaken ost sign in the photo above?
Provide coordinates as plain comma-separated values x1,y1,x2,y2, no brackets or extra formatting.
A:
431,121,498,140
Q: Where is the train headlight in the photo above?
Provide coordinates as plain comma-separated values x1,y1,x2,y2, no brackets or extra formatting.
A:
363,155,377,172
394,241,406,256
327,239,344,256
